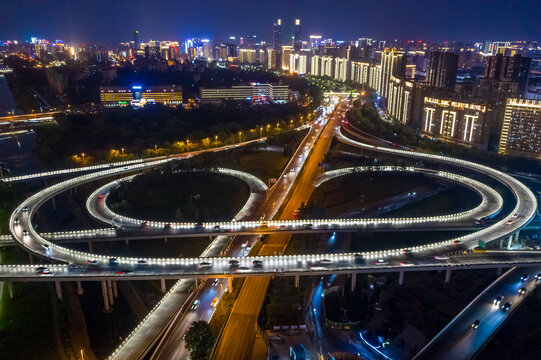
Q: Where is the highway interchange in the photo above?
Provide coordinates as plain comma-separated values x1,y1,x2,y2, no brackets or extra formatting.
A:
1,95,540,360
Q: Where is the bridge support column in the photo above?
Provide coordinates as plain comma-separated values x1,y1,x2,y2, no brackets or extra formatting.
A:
51,196,56,211
497,267,503,275
101,280,112,313
163,237,167,243
7,281,14,299
294,275,300,288
351,273,357,292
76,281,84,295
507,235,513,249
107,280,114,306
209,236,213,241
112,281,118,299
88,241,93,252
28,253,34,264
124,239,129,245
228,277,233,293
514,231,520,241
55,281,62,301
399,270,405,286
160,278,166,293
444,269,452,284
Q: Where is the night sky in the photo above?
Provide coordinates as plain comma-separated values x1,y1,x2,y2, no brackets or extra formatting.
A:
1,0,540,44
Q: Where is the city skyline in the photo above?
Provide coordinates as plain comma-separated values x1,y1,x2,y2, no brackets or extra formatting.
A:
1,0,541,44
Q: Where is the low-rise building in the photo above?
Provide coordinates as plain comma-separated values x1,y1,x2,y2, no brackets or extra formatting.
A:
100,85,182,107
199,83,289,104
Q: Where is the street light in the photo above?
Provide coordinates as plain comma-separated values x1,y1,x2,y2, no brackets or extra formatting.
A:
121,148,124,155
81,153,85,162
238,131,242,142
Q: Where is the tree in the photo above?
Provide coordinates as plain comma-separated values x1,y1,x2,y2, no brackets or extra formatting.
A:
185,321,215,360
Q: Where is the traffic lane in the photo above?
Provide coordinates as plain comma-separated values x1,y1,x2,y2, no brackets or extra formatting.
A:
417,267,541,360
212,99,344,359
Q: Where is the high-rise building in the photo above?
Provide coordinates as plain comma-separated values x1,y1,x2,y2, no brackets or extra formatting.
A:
281,46,293,71
426,51,459,91
484,54,531,95
311,55,321,76
379,48,406,100
267,48,277,69
498,98,541,158
350,62,370,86
309,35,322,50
273,19,282,51
289,53,309,75
321,56,334,77
133,30,140,48
334,58,349,81
294,19,304,51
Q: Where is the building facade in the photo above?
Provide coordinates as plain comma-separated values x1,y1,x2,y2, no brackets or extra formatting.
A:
100,85,182,107
426,51,458,91
199,83,289,104
422,97,489,147
498,98,541,158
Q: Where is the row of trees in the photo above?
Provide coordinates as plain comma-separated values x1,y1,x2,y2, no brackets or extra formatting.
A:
34,102,314,167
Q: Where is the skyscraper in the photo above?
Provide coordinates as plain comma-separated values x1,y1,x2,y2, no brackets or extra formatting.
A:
273,19,282,51
294,19,304,51
426,51,459,91
133,30,140,48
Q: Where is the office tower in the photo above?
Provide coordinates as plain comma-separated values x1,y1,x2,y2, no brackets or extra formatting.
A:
426,51,459,91
294,19,304,51
309,35,322,50
485,54,531,95
273,19,282,50
498,98,541,158
134,30,140,48
379,48,406,99
281,46,293,70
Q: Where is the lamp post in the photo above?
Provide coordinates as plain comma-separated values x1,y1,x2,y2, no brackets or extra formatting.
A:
81,153,85,162
238,131,242,142
215,136,218,147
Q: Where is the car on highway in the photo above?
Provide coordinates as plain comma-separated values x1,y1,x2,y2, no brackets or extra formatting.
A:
136,260,147,266
22,229,28,236
375,259,388,266
471,319,480,329
453,240,462,245
212,278,220,287
36,266,52,276
318,259,332,265
535,273,541,281
506,220,514,224
116,270,133,275
252,260,263,267
164,223,172,230
211,297,219,307
98,194,104,199
141,221,148,228
354,254,364,263
228,260,239,267
191,299,199,310
199,262,212,268
502,302,512,311
22,206,29,212
434,255,449,260
86,259,98,264
402,249,412,255
518,287,527,295
400,261,414,267
520,274,529,282
13,217,19,225
493,296,503,307
109,258,119,265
